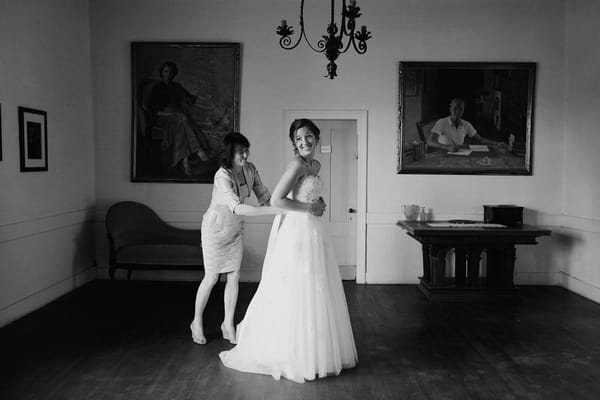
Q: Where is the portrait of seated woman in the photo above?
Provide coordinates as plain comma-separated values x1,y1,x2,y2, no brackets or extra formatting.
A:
134,61,215,176
131,42,241,182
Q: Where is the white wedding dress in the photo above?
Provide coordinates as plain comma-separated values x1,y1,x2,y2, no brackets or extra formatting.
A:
219,175,358,383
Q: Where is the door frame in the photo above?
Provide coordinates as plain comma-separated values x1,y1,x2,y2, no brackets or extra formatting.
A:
284,110,368,283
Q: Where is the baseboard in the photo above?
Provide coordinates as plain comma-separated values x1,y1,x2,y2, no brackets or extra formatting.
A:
560,272,600,304
96,267,256,282
515,271,561,285
97,265,356,283
96,267,203,282
0,266,97,328
339,265,357,281
366,279,420,284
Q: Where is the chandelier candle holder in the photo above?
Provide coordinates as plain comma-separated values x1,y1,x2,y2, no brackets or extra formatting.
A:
276,0,372,79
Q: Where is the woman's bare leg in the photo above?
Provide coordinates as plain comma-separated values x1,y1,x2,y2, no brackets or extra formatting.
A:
191,271,219,344
182,156,193,175
222,270,240,343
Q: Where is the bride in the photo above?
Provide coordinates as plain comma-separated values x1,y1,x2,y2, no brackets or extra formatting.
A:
219,118,358,383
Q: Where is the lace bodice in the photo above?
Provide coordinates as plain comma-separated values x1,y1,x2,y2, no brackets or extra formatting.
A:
291,175,322,203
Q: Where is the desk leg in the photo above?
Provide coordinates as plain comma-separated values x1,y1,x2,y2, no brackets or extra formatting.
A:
418,245,451,299
454,249,466,286
467,248,484,285
418,244,520,302
430,245,450,287
421,244,431,284
486,246,517,287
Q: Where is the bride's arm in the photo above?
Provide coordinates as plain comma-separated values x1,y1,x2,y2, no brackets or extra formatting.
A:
271,158,325,216
233,204,278,216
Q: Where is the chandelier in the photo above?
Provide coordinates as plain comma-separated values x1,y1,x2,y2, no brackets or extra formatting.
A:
276,0,372,79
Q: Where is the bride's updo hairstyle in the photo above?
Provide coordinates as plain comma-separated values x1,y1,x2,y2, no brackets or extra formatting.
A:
289,119,320,154
220,132,250,169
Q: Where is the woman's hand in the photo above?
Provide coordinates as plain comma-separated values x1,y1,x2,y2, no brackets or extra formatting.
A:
275,207,287,215
309,198,326,216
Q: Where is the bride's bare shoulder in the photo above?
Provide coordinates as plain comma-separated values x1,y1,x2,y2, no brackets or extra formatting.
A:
286,156,306,173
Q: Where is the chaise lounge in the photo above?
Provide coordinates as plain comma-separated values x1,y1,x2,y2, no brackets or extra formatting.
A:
105,201,204,280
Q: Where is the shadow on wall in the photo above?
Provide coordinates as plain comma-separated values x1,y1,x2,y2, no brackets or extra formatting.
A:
550,230,584,279
523,207,583,282
94,199,126,276
71,208,96,287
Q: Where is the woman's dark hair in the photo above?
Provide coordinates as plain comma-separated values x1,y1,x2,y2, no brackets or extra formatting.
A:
158,61,178,78
288,119,320,154
220,132,250,169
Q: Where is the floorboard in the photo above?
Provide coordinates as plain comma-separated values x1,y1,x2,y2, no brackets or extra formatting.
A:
1,282,600,399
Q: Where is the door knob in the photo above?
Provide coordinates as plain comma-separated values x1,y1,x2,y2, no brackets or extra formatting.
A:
348,208,356,213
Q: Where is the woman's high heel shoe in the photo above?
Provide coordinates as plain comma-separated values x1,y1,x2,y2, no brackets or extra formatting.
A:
221,323,236,344
190,322,206,345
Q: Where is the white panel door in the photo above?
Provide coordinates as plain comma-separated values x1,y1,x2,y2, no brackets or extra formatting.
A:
313,120,358,277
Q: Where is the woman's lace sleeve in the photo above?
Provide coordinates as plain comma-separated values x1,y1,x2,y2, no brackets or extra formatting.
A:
214,169,241,213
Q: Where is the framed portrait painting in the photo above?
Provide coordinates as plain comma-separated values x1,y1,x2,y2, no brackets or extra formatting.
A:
397,62,536,175
131,42,241,182
19,106,48,172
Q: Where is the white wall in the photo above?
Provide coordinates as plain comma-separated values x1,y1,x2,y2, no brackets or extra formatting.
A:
0,0,96,326
363,0,566,284
90,0,566,283
561,0,600,302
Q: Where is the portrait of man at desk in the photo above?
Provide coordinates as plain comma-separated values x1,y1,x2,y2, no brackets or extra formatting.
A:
397,61,536,175
427,98,508,153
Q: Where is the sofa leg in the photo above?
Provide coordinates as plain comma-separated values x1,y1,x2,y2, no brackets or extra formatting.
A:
109,266,116,280
127,269,133,280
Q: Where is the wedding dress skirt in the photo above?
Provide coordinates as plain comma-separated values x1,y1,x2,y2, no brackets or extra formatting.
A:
219,175,358,383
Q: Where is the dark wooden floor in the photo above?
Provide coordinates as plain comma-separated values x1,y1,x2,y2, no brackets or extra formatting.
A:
1,281,600,400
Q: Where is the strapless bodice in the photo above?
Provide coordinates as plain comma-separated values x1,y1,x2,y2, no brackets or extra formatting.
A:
291,175,322,203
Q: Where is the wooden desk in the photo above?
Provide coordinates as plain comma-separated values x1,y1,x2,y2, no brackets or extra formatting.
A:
402,146,527,174
397,221,551,302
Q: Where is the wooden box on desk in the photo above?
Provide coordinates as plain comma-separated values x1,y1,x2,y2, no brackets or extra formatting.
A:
483,205,523,227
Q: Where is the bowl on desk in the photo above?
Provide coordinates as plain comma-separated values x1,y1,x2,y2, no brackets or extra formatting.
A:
402,204,420,221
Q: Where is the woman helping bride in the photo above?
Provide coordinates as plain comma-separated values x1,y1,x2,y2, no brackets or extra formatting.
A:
219,119,358,383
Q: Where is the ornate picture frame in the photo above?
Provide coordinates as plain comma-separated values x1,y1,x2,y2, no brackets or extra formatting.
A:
397,62,536,175
131,42,241,182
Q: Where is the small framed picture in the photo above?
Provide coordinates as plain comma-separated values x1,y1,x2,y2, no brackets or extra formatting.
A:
19,106,48,172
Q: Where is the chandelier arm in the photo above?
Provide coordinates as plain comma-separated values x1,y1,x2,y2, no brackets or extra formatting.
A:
338,36,355,54
279,0,306,50
279,34,303,50
351,38,368,54
298,0,326,53
339,0,351,36
337,0,360,55
304,30,327,53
